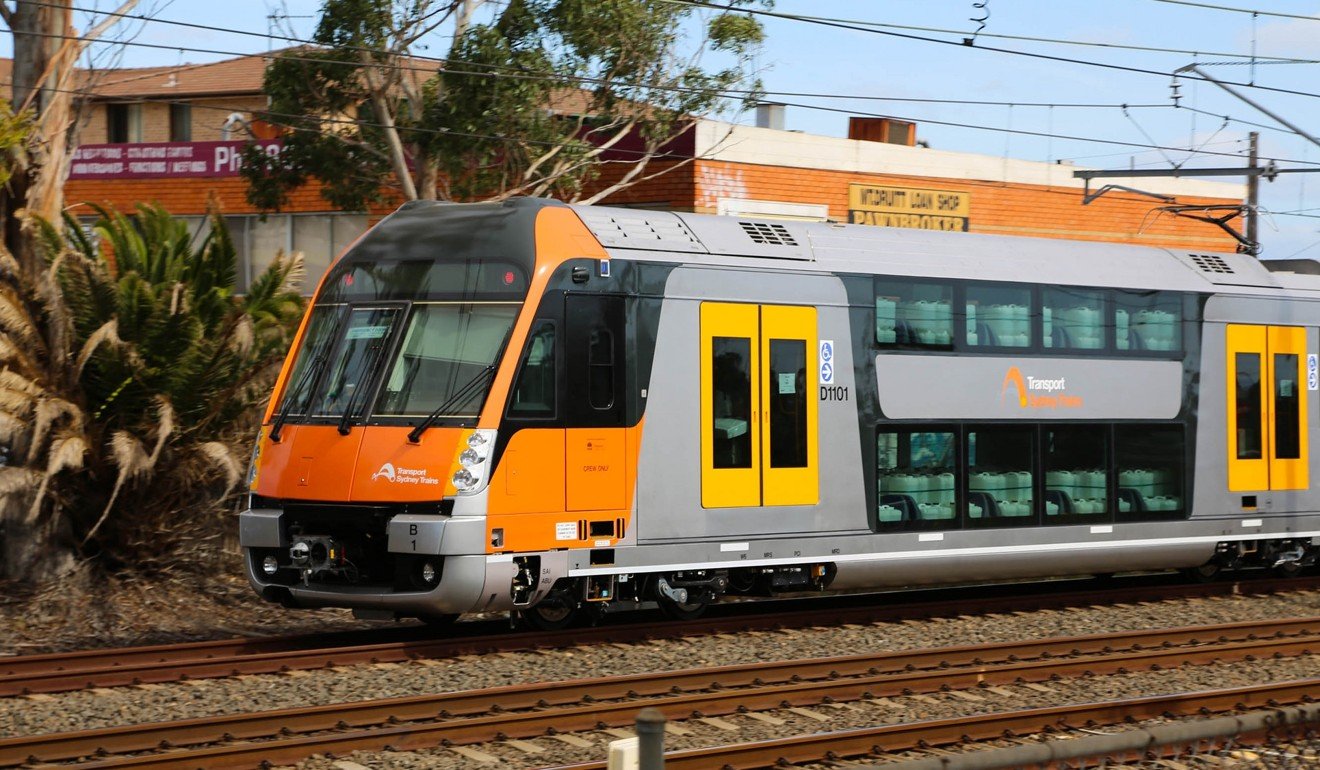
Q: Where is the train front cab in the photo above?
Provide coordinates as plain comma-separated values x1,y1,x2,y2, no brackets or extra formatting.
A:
239,200,643,619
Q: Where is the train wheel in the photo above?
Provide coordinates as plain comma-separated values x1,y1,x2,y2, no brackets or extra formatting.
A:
1181,561,1222,582
1274,560,1304,578
519,597,580,631
657,595,709,621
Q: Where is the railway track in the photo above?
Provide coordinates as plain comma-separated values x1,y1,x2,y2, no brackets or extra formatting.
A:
552,679,1320,770
4,573,1317,697
3,614,1316,769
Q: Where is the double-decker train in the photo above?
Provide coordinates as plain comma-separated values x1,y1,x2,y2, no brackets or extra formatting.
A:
239,197,1320,627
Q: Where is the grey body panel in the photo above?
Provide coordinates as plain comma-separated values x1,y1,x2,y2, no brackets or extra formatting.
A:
634,265,868,542
876,356,1183,420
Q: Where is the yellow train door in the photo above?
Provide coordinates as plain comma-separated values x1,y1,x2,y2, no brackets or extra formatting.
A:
1226,324,1309,492
700,302,819,508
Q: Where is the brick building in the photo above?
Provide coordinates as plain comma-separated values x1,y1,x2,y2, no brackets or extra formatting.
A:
4,52,1245,291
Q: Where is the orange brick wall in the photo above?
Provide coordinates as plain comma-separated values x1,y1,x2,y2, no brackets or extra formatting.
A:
675,159,1241,252
65,176,400,219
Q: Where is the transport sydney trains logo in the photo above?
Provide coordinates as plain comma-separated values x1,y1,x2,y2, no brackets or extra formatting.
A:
371,462,440,485
1001,366,1083,410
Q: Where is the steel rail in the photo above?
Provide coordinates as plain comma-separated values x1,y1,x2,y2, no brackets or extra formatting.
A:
4,575,1317,697
556,679,1320,770
5,620,1316,769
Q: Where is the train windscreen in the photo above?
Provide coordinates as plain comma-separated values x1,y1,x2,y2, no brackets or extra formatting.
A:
273,258,528,424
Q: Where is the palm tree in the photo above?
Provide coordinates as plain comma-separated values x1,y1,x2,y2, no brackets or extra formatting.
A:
0,203,305,583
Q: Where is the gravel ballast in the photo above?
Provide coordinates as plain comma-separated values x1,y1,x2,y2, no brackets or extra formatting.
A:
1,589,1317,739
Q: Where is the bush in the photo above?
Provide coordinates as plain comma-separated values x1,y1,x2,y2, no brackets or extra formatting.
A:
0,204,305,583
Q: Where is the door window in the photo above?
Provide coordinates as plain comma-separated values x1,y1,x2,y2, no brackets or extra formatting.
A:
712,336,754,469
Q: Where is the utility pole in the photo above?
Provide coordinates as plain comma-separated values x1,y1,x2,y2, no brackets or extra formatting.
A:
1247,131,1259,250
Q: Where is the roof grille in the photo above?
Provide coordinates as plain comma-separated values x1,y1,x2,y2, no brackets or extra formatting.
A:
739,221,798,247
1190,253,1235,274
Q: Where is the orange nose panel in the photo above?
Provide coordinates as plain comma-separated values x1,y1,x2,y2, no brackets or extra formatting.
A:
350,426,461,502
256,425,365,501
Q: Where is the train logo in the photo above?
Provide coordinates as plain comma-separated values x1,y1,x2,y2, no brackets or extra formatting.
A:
371,463,397,483
1001,366,1029,407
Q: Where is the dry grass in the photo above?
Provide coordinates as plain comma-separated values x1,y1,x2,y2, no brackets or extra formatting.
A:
0,551,375,655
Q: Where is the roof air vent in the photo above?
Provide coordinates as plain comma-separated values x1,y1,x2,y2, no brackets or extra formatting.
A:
1190,253,1235,274
739,221,798,247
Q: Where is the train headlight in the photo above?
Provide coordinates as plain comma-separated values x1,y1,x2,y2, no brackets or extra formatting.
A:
262,555,279,576
452,429,496,496
420,560,438,584
452,468,478,491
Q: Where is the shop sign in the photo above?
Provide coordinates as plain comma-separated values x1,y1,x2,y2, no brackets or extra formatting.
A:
848,184,970,232
69,140,283,180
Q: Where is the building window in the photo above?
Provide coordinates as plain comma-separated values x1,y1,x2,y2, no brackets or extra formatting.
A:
169,103,191,142
107,103,143,143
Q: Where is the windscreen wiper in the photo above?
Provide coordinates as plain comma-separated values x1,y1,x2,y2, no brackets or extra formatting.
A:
337,335,393,436
269,350,330,443
407,365,496,444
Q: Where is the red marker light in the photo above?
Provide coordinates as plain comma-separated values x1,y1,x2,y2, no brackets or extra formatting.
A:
503,271,516,285
344,274,354,286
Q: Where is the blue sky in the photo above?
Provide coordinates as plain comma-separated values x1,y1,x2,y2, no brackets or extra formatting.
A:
8,0,1320,257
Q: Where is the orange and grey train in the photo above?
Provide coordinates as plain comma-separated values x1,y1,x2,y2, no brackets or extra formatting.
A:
240,197,1320,627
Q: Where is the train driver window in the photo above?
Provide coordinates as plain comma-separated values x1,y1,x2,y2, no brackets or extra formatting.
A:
1115,425,1185,521
508,320,557,418
1043,287,1106,351
966,284,1032,349
875,279,954,349
876,429,957,529
965,427,1036,526
1043,426,1110,523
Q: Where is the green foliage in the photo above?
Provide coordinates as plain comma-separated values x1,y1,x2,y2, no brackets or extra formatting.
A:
243,0,768,209
0,99,31,190
0,205,305,581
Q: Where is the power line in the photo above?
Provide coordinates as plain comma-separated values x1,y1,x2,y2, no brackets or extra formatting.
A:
5,3,1210,114
669,0,1320,102
1151,0,1320,23
15,5,1320,169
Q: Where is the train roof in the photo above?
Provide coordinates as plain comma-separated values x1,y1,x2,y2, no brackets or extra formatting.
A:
568,203,1320,298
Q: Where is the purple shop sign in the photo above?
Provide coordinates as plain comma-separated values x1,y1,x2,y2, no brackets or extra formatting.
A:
69,140,283,180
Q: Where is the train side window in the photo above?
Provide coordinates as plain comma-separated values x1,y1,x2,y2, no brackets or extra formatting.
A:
588,327,615,410
508,320,557,418
875,278,954,349
1114,290,1182,353
965,284,1033,349
876,428,957,530
1043,426,1110,523
1115,425,1186,521
1043,287,1105,351
1275,353,1301,459
965,427,1036,527
712,336,754,469
1235,353,1264,459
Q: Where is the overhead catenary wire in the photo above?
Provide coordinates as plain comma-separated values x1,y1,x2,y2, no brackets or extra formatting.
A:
1151,0,1320,23
665,0,1320,102
18,0,1320,105
15,3,1320,172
